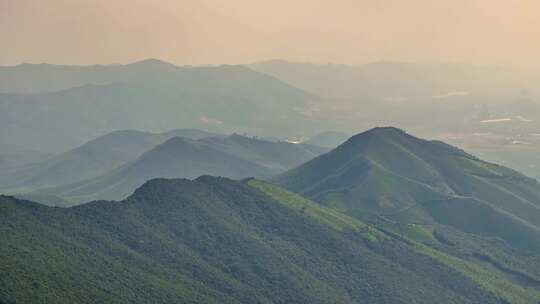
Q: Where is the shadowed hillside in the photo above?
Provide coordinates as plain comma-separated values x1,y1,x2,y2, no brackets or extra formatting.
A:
36,135,326,204
0,129,223,195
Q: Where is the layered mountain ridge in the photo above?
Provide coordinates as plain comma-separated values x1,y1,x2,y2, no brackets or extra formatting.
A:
31,134,326,204
0,59,321,152
0,129,223,194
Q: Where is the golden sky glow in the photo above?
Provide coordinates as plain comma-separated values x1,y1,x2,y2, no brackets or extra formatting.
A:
1,0,539,67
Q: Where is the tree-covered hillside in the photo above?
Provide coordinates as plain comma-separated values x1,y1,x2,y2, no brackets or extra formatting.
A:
273,127,540,292
2,177,537,303
274,128,540,250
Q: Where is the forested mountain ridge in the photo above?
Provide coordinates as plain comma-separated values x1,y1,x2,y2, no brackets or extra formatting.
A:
274,127,540,239
1,176,538,303
273,127,540,290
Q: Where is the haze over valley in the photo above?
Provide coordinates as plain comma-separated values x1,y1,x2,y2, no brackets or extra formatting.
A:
1,58,539,179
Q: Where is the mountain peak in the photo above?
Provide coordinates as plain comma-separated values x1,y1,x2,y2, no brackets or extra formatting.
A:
364,126,407,136
128,58,176,67
128,175,242,204
161,136,193,145
328,127,473,163
151,136,198,152
343,127,411,146
129,177,195,198
276,128,540,253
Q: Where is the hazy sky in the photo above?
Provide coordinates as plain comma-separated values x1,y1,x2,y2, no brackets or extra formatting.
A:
1,0,539,67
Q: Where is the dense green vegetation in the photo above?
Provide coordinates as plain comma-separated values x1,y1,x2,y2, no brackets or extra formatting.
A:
252,180,540,304
3,176,536,303
274,127,540,251
273,127,540,302
2,127,540,303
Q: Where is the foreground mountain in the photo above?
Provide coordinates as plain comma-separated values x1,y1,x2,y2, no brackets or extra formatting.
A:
0,129,223,195
38,135,325,204
2,176,538,303
0,60,320,152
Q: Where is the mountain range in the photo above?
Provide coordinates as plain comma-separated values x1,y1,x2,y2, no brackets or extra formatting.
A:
0,59,320,153
1,59,539,181
1,56,540,303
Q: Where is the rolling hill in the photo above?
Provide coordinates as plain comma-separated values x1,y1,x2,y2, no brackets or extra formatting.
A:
0,129,223,195
38,135,326,204
1,176,538,303
273,127,540,255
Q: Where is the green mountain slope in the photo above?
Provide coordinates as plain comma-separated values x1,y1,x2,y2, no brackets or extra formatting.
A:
2,176,537,303
273,127,540,278
275,128,540,226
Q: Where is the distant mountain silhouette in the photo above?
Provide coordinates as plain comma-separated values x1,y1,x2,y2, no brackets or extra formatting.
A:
0,60,321,152
0,129,223,194
36,134,327,204
249,60,536,100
